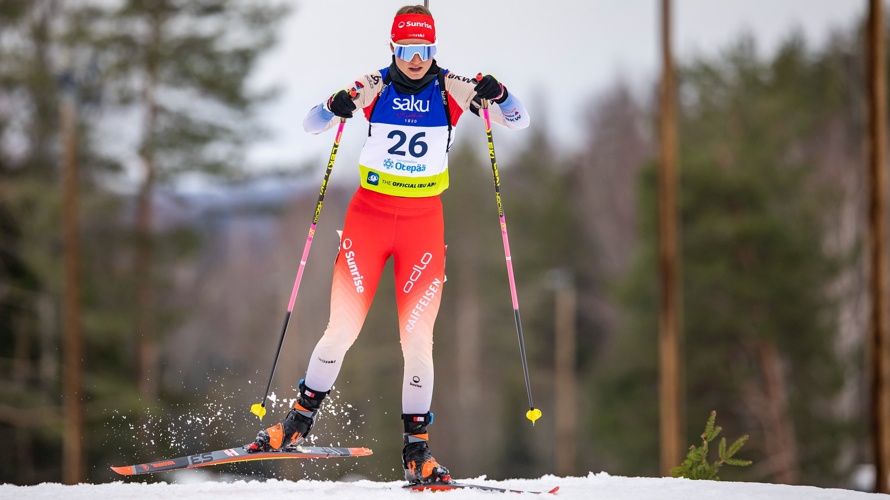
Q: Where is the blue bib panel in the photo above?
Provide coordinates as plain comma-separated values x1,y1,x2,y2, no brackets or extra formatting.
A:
358,68,453,197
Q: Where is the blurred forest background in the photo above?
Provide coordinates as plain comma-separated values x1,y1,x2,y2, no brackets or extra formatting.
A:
1,0,889,492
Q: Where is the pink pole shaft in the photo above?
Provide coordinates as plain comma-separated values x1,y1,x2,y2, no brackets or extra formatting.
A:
287,223,316,312
285,119,344,312
484,106,521,309
500,216,520,309
482,102,536,412
256,119,345,410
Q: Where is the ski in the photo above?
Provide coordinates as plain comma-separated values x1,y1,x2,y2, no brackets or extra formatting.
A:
404,481,559,494
111,444,373,476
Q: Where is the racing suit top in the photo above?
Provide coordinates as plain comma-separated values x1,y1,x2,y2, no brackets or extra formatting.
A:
303,65,530,198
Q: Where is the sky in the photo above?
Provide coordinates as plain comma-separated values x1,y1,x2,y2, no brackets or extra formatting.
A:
242,0,865,185
2,472,886,499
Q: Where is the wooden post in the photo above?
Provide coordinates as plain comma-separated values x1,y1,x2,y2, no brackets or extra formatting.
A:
866,0,890,493
551,270,577,477
60,69,85,485
658,0,683,476
135,5,162,403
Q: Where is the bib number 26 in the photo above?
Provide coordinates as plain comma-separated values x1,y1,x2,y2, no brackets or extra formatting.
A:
387,131,428,158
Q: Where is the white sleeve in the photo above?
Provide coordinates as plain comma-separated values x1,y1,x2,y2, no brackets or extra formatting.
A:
303,70,385,134
488,92,530,130
303,102,338,134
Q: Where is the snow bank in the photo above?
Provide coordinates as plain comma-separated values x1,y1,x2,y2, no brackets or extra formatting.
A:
2,472,886,500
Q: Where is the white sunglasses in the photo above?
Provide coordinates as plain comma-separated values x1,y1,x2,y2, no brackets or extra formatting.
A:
393,42,437,62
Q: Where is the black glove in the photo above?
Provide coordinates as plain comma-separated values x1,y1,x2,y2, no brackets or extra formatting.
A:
327,89,357,118
469,96,483,116
474,74,509,104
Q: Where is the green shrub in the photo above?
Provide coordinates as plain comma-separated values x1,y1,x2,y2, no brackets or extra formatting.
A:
670,411,752,480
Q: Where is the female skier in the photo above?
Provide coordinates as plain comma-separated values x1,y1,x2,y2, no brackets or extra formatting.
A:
248,4,529,485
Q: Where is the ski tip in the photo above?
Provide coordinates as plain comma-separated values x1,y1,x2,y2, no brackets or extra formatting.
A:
548,486,560,494
110,465,135,476
349,447,373,456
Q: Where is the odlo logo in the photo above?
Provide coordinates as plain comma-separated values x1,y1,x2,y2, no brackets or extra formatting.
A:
403,252,433,293
392,95,429,112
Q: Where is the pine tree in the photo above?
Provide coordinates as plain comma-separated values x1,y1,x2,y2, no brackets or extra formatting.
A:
597,34,851,484
0,0,287,484
0,0,117,483
93,0,287,402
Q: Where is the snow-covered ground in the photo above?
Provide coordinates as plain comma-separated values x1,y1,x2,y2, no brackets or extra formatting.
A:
4,473,889,500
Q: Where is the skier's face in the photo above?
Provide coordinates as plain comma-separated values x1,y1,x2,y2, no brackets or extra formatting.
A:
391,38,434,79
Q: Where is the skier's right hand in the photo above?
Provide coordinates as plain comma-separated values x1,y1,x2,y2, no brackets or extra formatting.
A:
326,89,357,119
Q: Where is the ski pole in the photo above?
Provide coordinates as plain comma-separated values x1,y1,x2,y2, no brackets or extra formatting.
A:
251,115,348,420
477,77,542,425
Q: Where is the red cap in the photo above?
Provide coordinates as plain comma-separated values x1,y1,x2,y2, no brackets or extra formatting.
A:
391,13,436,43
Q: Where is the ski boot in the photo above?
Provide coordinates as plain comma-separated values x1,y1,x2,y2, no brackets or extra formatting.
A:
247,380,328,453
402,412,452,484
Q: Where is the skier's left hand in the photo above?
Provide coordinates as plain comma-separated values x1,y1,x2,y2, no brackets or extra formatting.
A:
474,74,509,104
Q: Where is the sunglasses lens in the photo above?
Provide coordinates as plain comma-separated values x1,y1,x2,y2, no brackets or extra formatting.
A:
394,44,436,61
